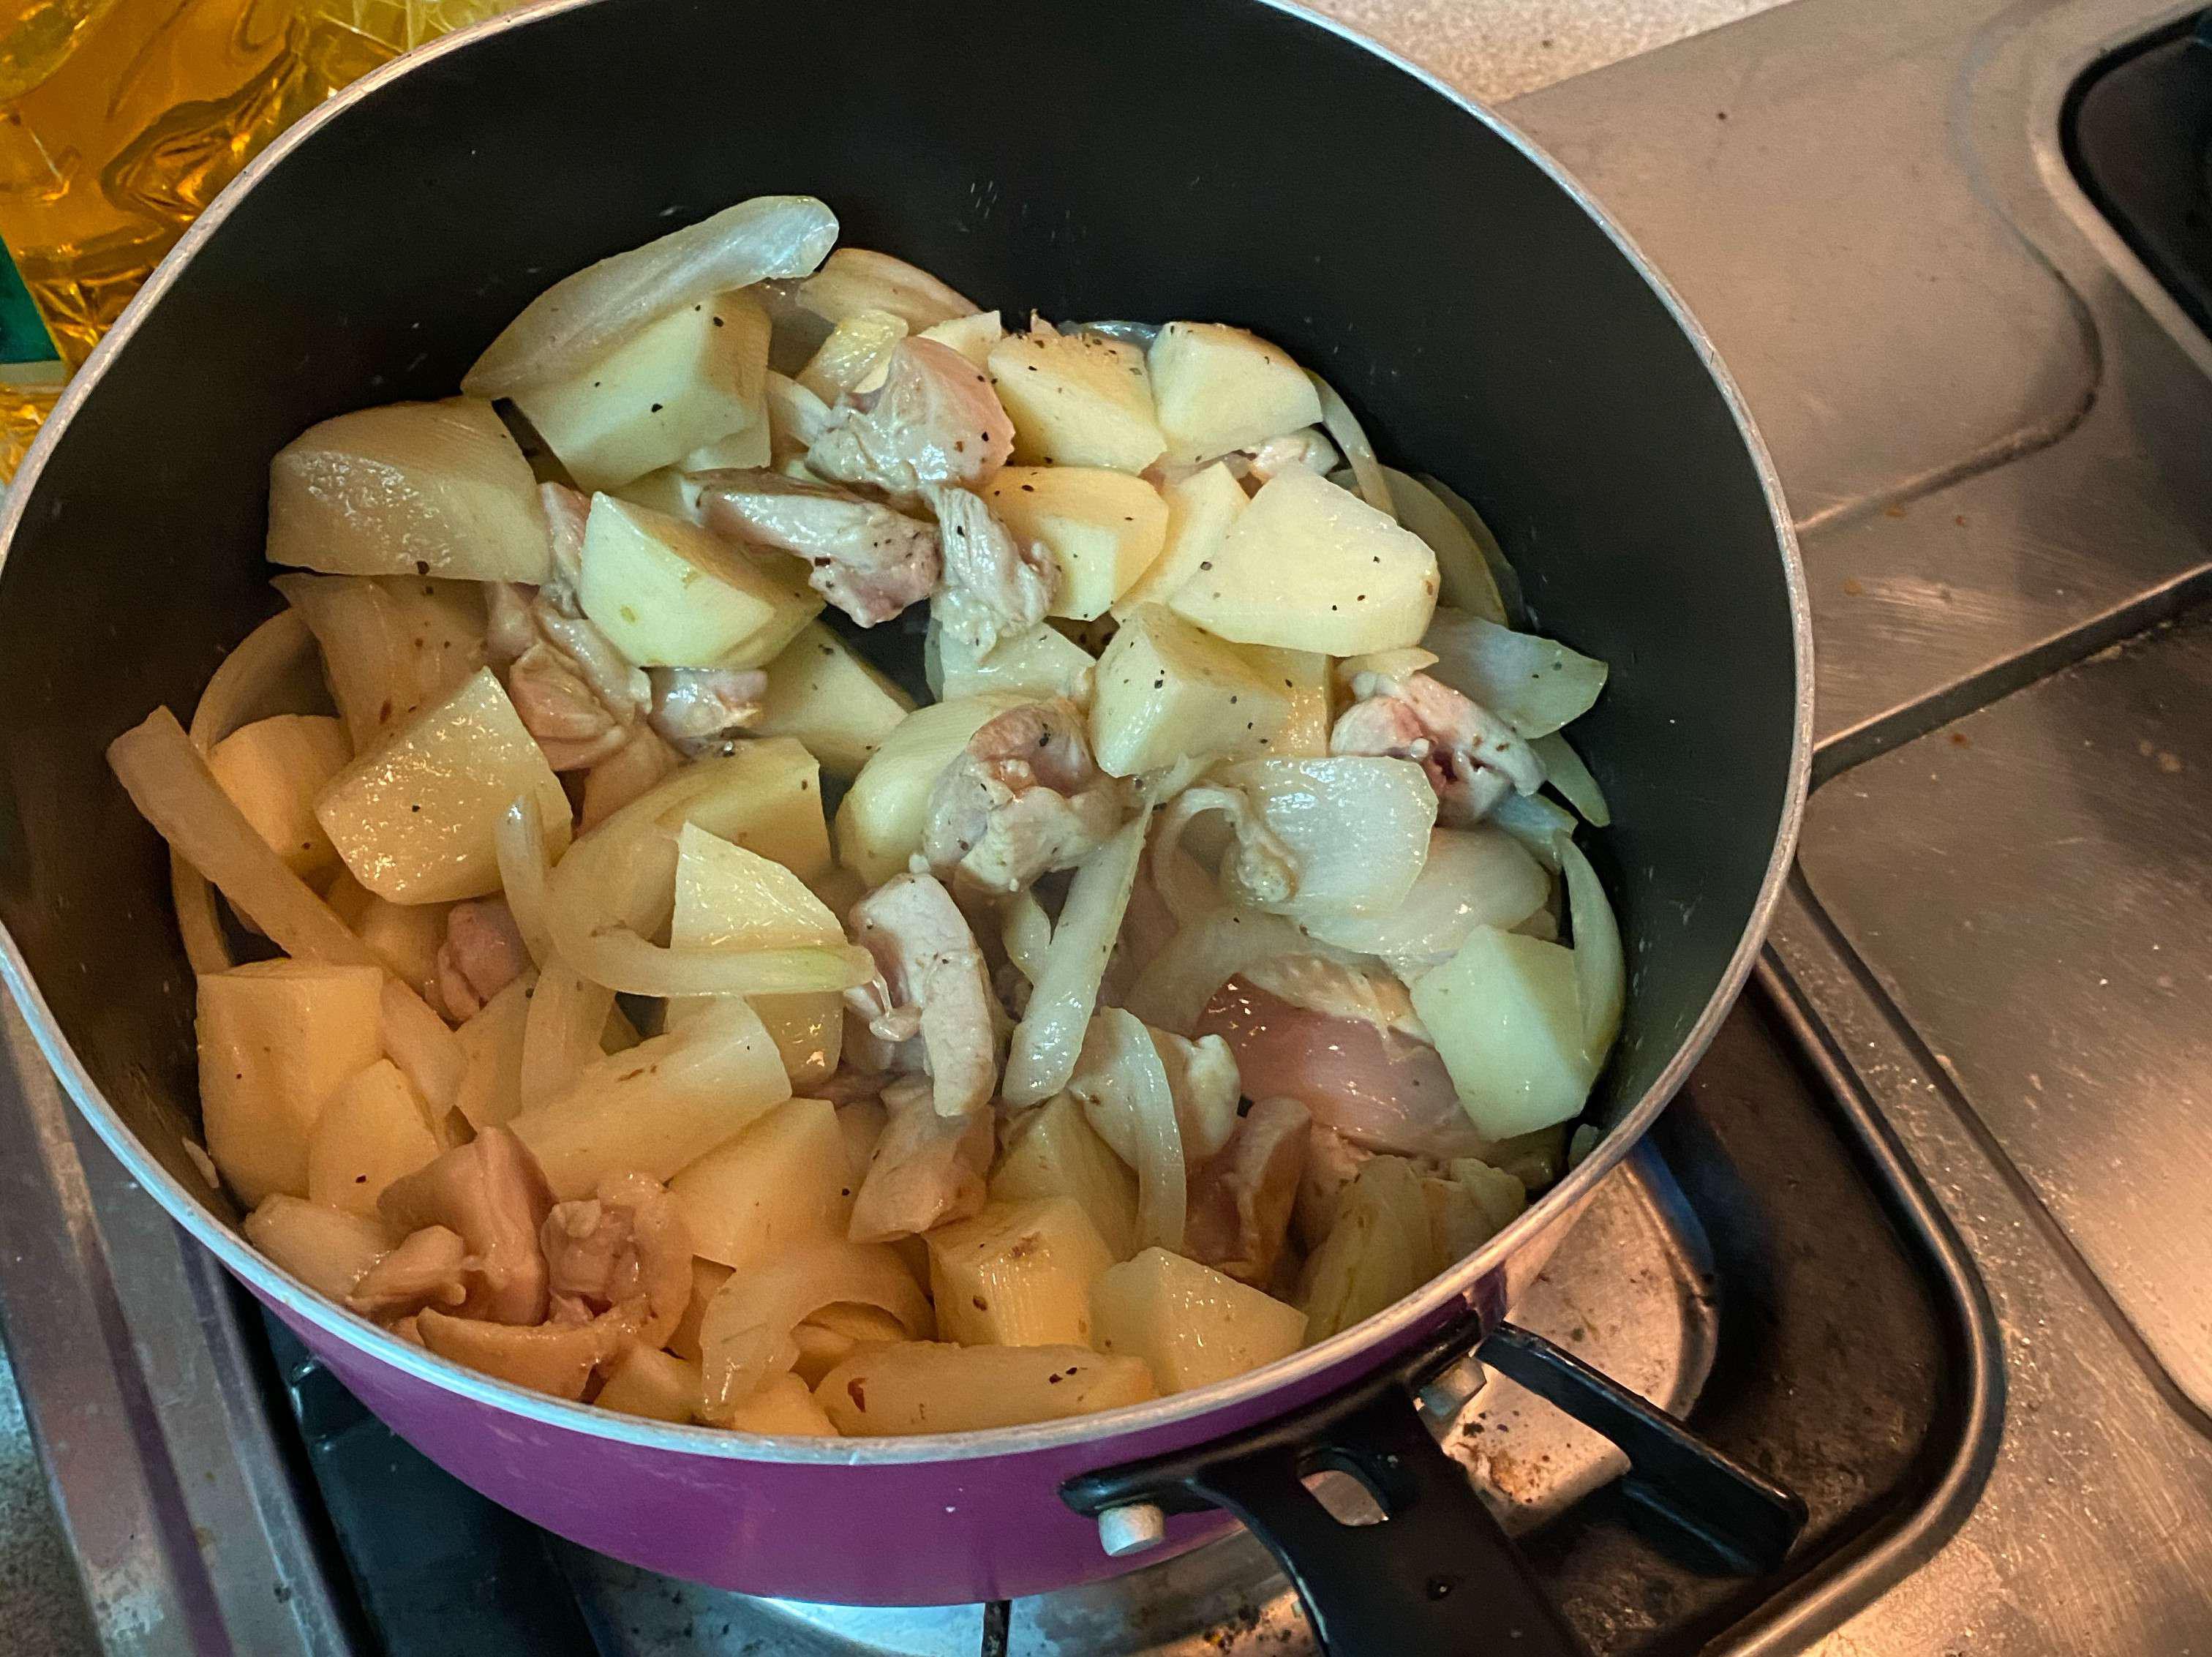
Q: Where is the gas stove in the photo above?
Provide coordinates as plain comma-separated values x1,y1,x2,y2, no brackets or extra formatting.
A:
4,0,2211,1651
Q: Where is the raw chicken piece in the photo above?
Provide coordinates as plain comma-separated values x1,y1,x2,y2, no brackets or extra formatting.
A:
538,1171,691,1348
347,1224,470,1320
435,897,530,1021
846,1076,993,1241
1294,1120,1374,1249
696,468,940,625
922,699,1124,895
1186,1097,1312,1287
538,480,590,599
806,337,1015,499
647,665,768,754
1331,669,1540,826
379,1127,555,1325
1195,977,1491,1161
845,873,1001,1116
923,484,1053,658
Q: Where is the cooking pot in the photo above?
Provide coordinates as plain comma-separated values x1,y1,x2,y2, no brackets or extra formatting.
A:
0,0,1810,1649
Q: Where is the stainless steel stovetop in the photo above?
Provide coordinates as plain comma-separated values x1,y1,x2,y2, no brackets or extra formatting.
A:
3,0,2211,1650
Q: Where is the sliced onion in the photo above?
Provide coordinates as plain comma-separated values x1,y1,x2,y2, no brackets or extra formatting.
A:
696,1239,930,1420
1219,757,1435,921
494,794,557,968
552,919,871,1000
1385,470,1508,625
1308,371,1395,519
1301,826,1549,977
173,609,323,972
382,977,465,1116
1124,904,1317,1036
1001,808,1151,1108
1069,1007,1186,1252
110,709,380,972
797,249,977,331
464,195,840,398
1421,476,1526,627
519,961,616,1107
1557,838,1625,1066
1531,731,1611,827
1422,609,1608,740
1001,890,1052,984
1489,792,1578,868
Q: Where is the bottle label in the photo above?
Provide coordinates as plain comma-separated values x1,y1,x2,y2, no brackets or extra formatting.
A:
0,242,58,369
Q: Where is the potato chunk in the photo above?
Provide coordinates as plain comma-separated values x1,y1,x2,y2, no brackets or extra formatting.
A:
605,735,832,886
306,1059,443,1217
1092,1248,1308,1391
1241,645,1331,758
578,495,821,669
1410,928,1596,1138
833,694,1025,884
508,999,793,1198
513,289,771,492
753,621,916,779
916,309,1003,369
979,467,1167,620
244,1196,391,1300
816,1342,1155,1435
933,617,1097,707
314,668,571,904
198,960,384,1206
1298,1155,1432,1341
322,873,449,1000
594,1347,705,1424
208,715,350,878
1088,604,1290,777
1147,323,1323,465
669,1097,852,1274
266,397,552,582
1170,469,1437,653
986,328,1166,472
927,1198,1116,1348
989,1094,1138,1259
454,973,532,1129
718,1372,838,1436
1110,461,1246,617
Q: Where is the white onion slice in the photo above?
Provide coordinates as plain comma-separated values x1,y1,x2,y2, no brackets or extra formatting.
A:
1069,1007,1186,1252
1421,609,1608,740
1385,469,1508,625
1421,475,1526,626
1531,731,1611,827
1557,838,1625,1065
697,1239,930,1420
1307,371,1395,519
519,961,616,1108
1001,809,1151,1107
464,195,839,398
494,794,557,968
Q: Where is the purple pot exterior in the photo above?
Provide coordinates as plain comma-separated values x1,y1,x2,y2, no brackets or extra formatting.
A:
266,1281,1489,1604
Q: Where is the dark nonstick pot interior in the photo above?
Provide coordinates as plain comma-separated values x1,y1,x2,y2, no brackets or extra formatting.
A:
0,0,1799,1214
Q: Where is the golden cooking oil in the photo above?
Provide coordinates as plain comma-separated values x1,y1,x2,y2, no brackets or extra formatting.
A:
0,0,519,476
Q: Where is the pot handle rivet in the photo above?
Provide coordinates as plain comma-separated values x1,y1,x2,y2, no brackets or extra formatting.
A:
1096,1500,1167,1557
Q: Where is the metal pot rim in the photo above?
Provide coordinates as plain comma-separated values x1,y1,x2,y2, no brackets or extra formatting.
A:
0,0,1812,1469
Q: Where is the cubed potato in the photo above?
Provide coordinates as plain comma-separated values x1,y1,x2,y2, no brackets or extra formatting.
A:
1110,462,1246,617
932,617,1096,707
594,1347,704,1424
509,999,794,1198
916,309,1003,369
274,574,487,754
612,465,709,525
1092,1248,1308,1391
986,328,1166,473
833,694,1026,884
1241,645,1331,758
1426,1158,1527,1264
1410,928,1595,1139
989,1094,1138,1260
753,622,916,779
1148,323,1323,465
1170,469,1438,654
792,1301,911,1386
669,1258,735,1361
927,1198,1116,1348
1298,1155,1432,1340
315,668,571,905
198,961,385,1206
453,972,532,1129
512,290,771,491
207,715,350,878
266,397,552,582
682,419,772,473
605,735,833,886
243,1196,391,1299
1088,604,1290,777
578,495,822,669
322,872,450,1000
669,1097,853,1274
835,1099,888,1182
815,1342,1156,1435
718,1371,838,1436
979,467,1167,621
306,1059,442,1217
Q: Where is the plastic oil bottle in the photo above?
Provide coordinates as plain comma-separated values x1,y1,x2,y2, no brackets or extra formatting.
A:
0,0,518,476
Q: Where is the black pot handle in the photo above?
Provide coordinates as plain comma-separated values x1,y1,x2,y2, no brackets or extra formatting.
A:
1061,1307,1806,1657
